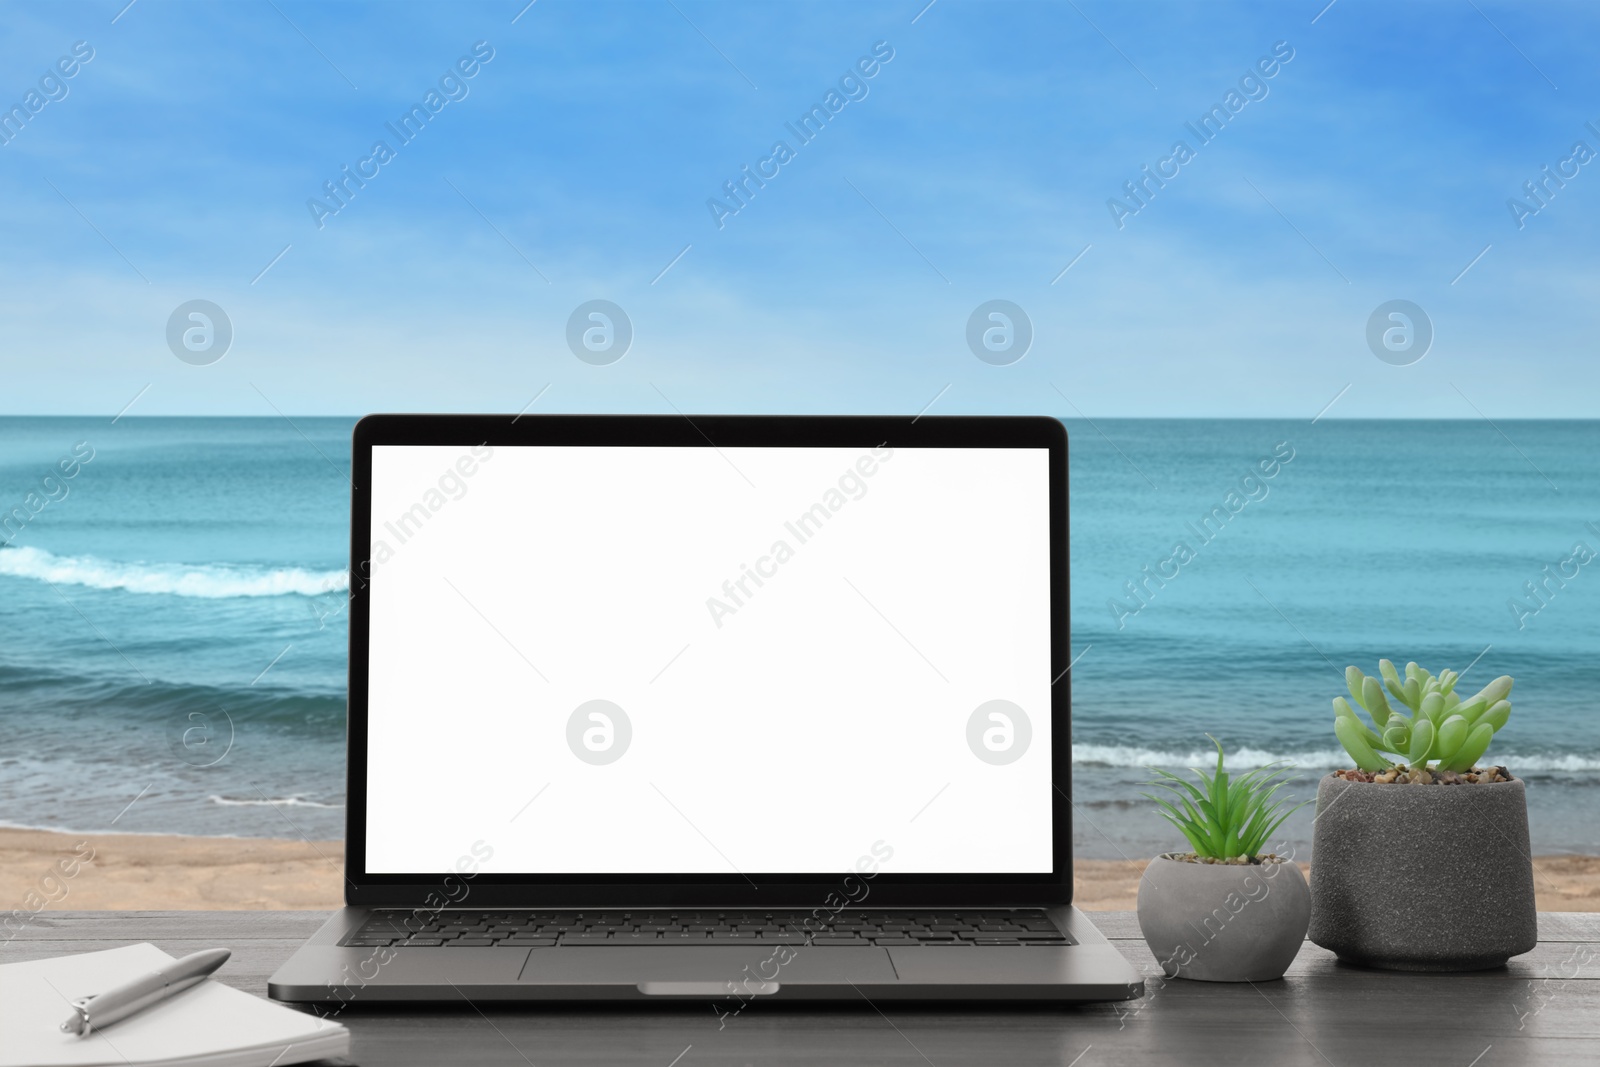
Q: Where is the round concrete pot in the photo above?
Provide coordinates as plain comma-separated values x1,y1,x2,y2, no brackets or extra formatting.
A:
1309,773,1537,972
1136,854,1311,981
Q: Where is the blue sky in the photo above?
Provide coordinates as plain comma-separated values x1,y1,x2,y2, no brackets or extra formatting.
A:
1,0,1596,417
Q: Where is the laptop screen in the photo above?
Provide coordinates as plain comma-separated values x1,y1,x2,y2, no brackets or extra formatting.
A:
362,442,1054,876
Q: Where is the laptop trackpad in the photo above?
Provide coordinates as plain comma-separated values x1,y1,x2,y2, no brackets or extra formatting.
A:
518,947,896,987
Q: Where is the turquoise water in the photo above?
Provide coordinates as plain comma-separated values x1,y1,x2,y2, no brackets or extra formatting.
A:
1,417,1596,858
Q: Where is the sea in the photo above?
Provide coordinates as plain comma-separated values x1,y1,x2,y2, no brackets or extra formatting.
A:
1,417,1596,860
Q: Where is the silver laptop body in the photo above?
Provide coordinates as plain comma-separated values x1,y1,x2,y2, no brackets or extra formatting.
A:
268,414,1144,1005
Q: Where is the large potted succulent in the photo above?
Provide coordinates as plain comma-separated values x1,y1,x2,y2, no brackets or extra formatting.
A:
1310,660,1537,971
1136,739,1311,982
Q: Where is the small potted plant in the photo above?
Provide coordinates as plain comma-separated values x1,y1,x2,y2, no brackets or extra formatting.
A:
1136,738,1311,982
1309,660,1537,971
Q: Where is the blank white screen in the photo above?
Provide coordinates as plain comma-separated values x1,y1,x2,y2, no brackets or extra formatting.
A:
365,444,1053,874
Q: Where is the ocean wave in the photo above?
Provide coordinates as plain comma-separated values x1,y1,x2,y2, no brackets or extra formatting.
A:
0,663,345,735
1071,743,1600,773
1073,744,1348,768
1508,755,1600,773
0,545,346,598
208,795,344,809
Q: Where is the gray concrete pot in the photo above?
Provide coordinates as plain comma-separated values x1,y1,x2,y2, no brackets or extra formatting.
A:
1309,773,1537,972
1136,854,1311,981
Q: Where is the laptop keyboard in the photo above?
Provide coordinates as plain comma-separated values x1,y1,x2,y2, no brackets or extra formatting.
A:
342,909,1072,948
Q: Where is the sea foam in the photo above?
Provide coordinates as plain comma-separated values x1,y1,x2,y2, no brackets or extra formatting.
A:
207,795,344,809
1071,743,1600,773
0,546,346,598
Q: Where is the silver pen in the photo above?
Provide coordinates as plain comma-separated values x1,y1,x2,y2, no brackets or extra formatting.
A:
61,948,231,1037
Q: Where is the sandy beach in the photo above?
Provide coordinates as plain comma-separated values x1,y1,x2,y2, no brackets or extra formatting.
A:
1,829,347,913
4,828,1599,913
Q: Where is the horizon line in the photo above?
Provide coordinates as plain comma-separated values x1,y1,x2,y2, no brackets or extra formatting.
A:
5,413,1598,422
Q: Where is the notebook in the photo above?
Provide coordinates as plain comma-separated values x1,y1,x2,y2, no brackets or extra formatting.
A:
0,943,349,1067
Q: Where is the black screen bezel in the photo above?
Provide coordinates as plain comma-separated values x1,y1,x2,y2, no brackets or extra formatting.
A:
345,414,1071,907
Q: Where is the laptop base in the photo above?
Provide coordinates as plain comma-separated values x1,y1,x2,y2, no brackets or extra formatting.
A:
268,906,1144,1004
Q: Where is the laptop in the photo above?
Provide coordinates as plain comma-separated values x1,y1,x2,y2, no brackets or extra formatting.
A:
268,414,1144,1005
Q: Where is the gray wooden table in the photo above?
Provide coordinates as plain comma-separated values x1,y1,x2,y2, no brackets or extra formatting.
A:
7,911,1598,1065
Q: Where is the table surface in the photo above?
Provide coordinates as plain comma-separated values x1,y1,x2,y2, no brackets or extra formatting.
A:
7,911,1598,1066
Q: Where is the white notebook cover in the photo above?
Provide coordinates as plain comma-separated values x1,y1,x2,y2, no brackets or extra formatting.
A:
0,943,348,1067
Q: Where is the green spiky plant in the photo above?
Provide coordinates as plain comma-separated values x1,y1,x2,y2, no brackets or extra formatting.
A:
1143,737,1308,861
1334,660,1513,773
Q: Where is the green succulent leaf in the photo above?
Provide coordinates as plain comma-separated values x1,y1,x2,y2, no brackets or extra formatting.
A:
1144,795,1215,857
1361,676,1392,727
1480,700,1511,733
1407,717,1435,766
1336,715,1391,772
1475,676,1514,707
1333,699,1384,747
1144,747,1306,861
1172,822,1211,856
1148,767,1207,806
1211,777,1230,834
1346,666,1368,706
1440,722,1496,772
1196,799,1227,852
1434,714,1469,763
1340,662,1515,774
